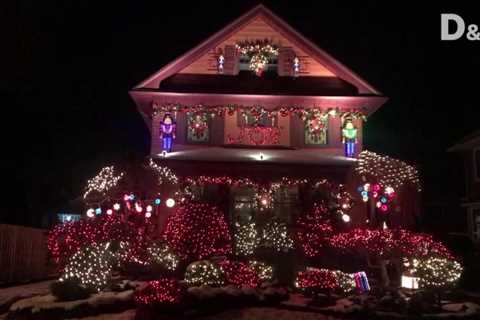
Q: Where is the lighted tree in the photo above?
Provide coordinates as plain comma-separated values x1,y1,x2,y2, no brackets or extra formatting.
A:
233,222,259,257
329,228,453,287
134,278,182,305
184,260,225,287
218,260,259,288
162,202,232,261
259,220,294,252
296,204,334,257
59,243,113,292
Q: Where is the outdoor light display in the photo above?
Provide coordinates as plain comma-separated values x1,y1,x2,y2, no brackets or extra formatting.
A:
227,126,281,145
83,166,124,200
162,203,232,260
260,220,294,252
413,257,463,289
342,119,357,157
357,182,396,212
148,158,179,185
296,204,334,257
355,150,421,192
236,40,279,76
159,113,176,153
218,260,259,288
152,102,366,124
248,260,273,282
59,243,113,292
184,260,225,287
147,243,180,271
330,228,454,260
187,112,209,141
134,278,182,305
295,268,339,291
233,222,259,256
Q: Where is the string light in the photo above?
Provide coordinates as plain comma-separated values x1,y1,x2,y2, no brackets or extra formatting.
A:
233,222,259,256
248,260,273,282
86,208,95,218
147,244,179,271
134,279,181,305
236,40,279,76
296,204,333,257
413,257,462,289
295,268,339,290
260,220,294,252
113,203,121,211
184,260,225,287
355,151,421,192
166,198,175,208
148,158,178,185
59,243,113,292
162,203,232,260
83,166,124,200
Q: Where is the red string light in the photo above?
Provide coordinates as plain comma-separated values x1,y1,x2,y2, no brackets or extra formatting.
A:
295,268,339,290
218,260,260,288
162,203,232,261
134,278,182,305
296,204,334,258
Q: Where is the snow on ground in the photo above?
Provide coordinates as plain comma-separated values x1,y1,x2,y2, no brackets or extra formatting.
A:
0,280,53,306
195,307,339,320
67,309,137,320
10,290,133,314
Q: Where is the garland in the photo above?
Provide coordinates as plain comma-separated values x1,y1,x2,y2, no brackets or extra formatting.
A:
152,103,366,123
236,39,279,76
227,126,281,145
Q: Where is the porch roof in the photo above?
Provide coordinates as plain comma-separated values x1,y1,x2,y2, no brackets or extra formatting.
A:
153,145,357,166
155,71,359,96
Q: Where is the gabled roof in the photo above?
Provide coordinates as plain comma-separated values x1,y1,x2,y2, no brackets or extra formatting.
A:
133,4,382,96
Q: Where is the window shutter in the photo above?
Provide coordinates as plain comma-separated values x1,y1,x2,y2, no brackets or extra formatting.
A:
278,47,296,76
223,45,239,75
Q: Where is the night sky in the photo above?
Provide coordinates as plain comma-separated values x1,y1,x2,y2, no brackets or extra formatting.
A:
3,1,480,227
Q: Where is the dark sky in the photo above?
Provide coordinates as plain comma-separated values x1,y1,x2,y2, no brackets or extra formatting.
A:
3,1,480,227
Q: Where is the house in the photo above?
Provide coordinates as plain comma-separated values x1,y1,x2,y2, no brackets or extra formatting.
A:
129,5,419,230
448,130,480,242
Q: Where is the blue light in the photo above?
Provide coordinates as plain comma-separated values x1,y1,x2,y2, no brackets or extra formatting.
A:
154,198,161,205
129,194,135,201
357,186,363,192
380,196,387,204
361,191,368,197
95,208,102,215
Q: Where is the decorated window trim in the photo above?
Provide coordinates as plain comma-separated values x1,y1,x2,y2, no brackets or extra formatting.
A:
235,39,279,76
186,112,210,144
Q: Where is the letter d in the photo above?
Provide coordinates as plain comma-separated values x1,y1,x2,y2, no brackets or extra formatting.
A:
441,14,465,40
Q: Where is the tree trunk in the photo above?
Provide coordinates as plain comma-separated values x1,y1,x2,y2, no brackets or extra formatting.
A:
379,259,390,287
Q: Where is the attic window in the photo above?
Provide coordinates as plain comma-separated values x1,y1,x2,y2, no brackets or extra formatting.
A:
236,40,279,76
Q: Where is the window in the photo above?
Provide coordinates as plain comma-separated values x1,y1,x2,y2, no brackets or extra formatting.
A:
187,113,209,143
238,55,278,73
273,186,299,223
474,149,480,180
472,208,480,240
238,112,276,127
231,190,255,224
304,117,328,145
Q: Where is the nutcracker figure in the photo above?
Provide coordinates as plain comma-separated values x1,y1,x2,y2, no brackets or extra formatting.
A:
342,120,358,158
160,113,176,153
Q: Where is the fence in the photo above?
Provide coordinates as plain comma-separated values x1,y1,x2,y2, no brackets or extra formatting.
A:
0,224,49,284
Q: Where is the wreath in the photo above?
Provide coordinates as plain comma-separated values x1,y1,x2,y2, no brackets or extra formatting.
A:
236,39,279,76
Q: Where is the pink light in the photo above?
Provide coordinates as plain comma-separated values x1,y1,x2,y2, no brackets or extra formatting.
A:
380,204,388,212
106,209,113,215
123,194,130,201
86,209,95,218
146,205,153,212
145,211,152,218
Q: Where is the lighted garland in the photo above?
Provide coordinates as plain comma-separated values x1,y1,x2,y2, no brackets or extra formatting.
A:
152,103,366,123
355,150,421,192
218,260,260,288
248,260,273,282
59,243,113,292
329,228,453,260
233,222,260,257
333,270,356,293
147,243,180,271
260,220,294,252
296,204,334,258
184,260,225,287
83,166,124,201
295,268,338,291
134,278,182,305
236,39,279,76
162,203,232,260
148,158,178,185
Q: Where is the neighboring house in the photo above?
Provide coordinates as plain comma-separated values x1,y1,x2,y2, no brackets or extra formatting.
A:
449,131,480,242
129,5,419,230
